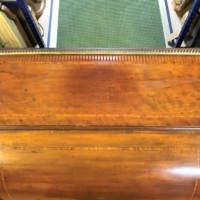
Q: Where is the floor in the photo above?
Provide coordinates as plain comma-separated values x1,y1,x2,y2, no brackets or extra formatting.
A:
40,0,180,48
38,0,60,48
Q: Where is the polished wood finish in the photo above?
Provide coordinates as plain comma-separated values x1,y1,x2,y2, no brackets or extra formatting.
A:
0,52,199,127
0,50,200,199
0,131,200,200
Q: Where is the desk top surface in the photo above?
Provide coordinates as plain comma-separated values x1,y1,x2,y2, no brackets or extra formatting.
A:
0,49,199,130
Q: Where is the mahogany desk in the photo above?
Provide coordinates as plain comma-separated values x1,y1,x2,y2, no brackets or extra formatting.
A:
0,49,199,200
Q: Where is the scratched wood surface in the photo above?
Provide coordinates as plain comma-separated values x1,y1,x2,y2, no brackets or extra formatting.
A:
0,130,200,200
0,52,199,127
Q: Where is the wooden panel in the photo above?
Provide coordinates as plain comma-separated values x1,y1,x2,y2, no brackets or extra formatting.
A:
0,50,200,199
0,131,200,200
0,53,199,127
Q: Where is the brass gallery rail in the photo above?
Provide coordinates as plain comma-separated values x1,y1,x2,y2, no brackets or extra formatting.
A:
0,49,199,200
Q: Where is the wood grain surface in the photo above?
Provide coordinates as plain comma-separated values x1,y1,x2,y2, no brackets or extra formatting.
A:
0,130,200,200
0,53,199,127
0,51,200,199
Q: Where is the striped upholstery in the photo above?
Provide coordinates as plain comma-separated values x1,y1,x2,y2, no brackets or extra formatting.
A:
0,10,27,48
